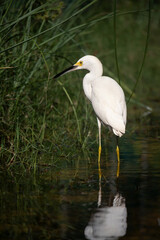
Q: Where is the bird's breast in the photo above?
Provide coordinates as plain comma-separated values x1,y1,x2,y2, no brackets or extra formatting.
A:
83,74,95,101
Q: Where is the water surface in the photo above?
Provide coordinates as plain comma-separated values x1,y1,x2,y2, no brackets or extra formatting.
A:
0,109,160,240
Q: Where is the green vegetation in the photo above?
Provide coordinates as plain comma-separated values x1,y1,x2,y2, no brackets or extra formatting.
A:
0,0,159,172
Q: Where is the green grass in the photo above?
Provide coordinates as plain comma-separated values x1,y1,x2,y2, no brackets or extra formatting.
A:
0,0,159,172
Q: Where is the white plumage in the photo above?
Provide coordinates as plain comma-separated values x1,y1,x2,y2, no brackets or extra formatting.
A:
54,55,127,169
76,55,127,137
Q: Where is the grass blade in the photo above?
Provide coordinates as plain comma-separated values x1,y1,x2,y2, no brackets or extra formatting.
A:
127,0,151,104
113,0,121,85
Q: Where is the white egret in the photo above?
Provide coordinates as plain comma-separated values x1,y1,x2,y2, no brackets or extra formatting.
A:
54,55,127,177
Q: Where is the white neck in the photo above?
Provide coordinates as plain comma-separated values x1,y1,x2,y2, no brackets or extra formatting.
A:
81,56,103,101
83,67,103,101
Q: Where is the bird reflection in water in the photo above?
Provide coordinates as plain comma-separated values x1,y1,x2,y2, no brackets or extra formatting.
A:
85,173,127,240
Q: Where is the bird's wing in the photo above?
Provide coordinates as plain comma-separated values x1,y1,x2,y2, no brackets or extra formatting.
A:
91,76,126,133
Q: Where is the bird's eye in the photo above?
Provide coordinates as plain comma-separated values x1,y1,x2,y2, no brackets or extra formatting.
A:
79,61,83,66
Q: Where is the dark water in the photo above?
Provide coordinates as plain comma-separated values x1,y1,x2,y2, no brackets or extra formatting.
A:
0,110,160,239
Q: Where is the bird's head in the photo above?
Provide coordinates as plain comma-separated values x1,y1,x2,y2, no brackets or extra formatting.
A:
54,55,103,79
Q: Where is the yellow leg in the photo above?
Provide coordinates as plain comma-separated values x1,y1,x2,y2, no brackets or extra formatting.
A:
116,145,120,178
97,119,102,179
98,146,102,180
116,145,120,163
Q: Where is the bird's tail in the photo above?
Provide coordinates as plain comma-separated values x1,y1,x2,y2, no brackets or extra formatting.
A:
113,129,125,137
